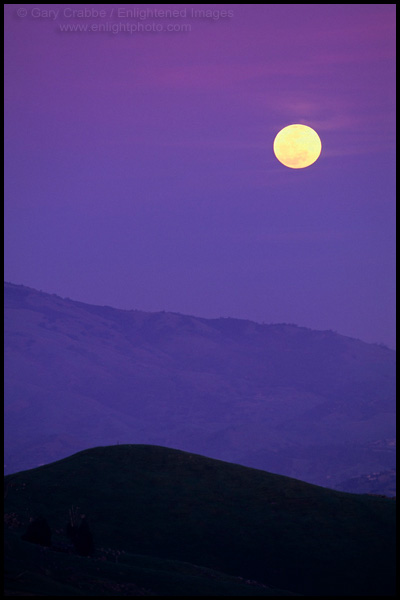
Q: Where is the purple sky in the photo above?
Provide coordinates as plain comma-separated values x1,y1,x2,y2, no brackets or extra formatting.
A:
4,4,396,348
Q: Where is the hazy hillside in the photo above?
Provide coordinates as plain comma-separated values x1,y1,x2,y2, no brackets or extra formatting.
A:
4,282,396,493
334,468,396,497
4,445,396,596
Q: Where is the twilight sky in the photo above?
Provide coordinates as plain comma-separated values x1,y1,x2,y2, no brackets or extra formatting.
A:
4,4,396,348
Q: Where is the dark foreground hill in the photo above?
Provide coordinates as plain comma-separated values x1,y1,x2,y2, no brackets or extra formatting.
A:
4,445,396,596
4,282,396,494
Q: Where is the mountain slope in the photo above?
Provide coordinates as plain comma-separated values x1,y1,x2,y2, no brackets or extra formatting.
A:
4,445,396,596
4,282,396,492
5,529,297,597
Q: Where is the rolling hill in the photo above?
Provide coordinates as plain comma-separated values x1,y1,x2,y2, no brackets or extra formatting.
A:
4,282,396,494
4,445,396,596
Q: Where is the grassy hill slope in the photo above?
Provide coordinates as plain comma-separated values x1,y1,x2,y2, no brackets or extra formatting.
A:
4,445,396,596
5,528,298,596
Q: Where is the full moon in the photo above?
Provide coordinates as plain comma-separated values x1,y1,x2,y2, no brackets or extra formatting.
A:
273,124,322,169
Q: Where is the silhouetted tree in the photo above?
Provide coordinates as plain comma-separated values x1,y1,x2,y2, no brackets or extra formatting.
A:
75,516,94,556
22,517,52,547
66,507,94,556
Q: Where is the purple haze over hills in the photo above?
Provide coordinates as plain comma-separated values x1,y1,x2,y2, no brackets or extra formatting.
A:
4,4,396,349
4,282,396,495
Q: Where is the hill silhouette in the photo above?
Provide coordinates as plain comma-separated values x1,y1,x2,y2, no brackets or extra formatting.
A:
4,282,396,494
4,445,396,596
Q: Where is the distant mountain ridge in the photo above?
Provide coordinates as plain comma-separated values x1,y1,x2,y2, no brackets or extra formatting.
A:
4,282,396,493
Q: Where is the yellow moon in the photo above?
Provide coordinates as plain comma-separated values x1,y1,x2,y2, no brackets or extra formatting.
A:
273,124,322,169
